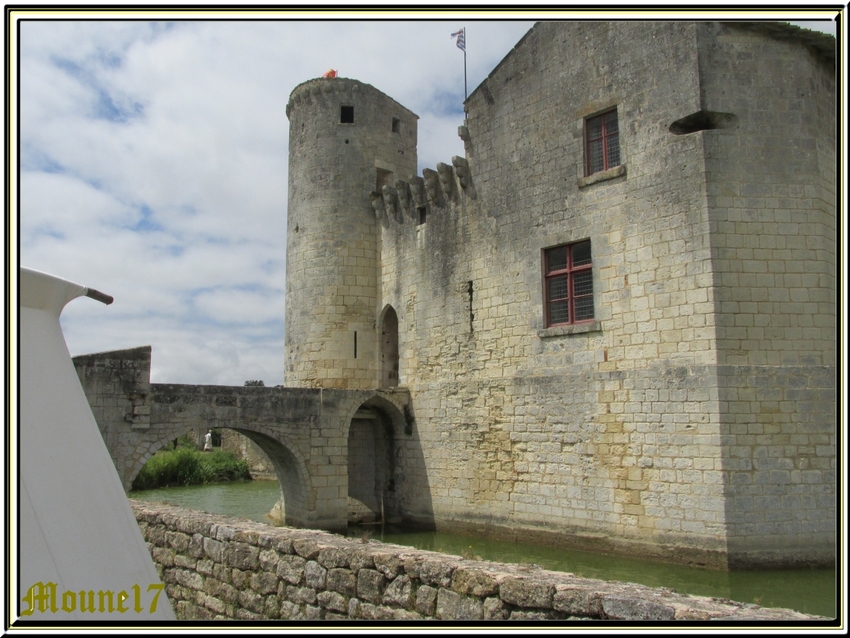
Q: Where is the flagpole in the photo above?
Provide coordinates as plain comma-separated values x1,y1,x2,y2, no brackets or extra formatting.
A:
463,28,468,106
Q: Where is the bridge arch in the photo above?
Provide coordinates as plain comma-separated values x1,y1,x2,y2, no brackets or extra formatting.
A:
126,422,313,528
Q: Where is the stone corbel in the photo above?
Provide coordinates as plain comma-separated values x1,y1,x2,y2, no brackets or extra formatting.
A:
437,162,455,200
395,180,412,217
382,185,400,222
422,169,443,205
370,191,388,226
458,125,472,155
452,156,476,199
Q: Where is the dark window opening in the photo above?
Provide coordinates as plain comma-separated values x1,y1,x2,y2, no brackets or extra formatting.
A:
341,105,354,124
585,109,620,176
544,240,594,327
669,110,739,135
417,206,427,225
392,117,400,133
354,331,357,359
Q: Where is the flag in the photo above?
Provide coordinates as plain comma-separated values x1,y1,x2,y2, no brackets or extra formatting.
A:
451,28,465,52
322,69,337,78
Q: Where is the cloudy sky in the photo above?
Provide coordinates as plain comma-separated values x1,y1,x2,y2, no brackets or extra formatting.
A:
13,10,838,386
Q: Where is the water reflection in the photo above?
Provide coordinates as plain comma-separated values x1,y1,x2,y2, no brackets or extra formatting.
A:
131,480,835,618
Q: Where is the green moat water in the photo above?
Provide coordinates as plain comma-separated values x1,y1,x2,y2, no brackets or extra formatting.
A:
131,479,836,618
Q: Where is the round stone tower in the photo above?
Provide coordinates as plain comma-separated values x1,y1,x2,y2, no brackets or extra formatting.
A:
284,77,418,389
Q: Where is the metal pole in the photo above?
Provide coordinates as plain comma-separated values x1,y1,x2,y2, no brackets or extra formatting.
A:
463,28,468,103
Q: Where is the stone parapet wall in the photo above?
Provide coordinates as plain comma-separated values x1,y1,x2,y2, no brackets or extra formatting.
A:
132,501,820,622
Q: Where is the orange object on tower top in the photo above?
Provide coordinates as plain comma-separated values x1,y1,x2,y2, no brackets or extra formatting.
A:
322,69,338,78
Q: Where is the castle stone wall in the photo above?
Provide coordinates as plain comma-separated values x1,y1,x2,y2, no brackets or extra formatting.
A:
373,21,835,567
694,22,836,564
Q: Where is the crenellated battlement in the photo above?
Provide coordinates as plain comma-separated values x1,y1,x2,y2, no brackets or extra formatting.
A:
369,130,476,226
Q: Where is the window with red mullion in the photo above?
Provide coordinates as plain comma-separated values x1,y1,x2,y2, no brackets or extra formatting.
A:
585,110,620,176
545,241,594,327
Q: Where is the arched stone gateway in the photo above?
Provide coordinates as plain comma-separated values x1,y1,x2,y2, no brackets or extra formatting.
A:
72,346,430,534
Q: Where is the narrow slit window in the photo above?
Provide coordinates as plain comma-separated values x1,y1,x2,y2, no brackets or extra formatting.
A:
341,105,354,124
417,206,427,225
392,117,400,133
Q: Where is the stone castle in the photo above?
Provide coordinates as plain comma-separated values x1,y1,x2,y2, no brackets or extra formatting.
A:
76,21,835,570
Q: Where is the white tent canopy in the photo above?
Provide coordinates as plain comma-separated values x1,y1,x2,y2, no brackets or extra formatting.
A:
18,267,174,621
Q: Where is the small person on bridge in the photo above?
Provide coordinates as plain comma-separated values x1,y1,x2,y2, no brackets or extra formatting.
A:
203,430,213,452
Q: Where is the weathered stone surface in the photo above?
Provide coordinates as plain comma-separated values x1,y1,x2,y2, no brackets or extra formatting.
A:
238,589,265,614
197,558,214,576
327,568,357,597
415,584,438,617
419,559,456,588
357,569,386,603
317,590,347,613
500,577,554,609
259,548,280,572
373,552,404,579
230,568,248,590
152,546,175,567
292,539,322,560
251,571,279,595
318,547,350,569
175,568,204,591
174,554,197,570
451,567,499,597
436,588,483,620
286,585,318,605
203,537,224,563
483,596,510,620
348,550,375,573
279,600,300,619
277,554,306,584
189,533,205,558
305,560,328,589
510,609,558,620
601,596,676,621
383,574,413,607
226,542,259,570
166,531,190,553
553,585,603,616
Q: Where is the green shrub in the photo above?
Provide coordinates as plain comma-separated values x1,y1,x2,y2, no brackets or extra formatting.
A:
131,447,251,491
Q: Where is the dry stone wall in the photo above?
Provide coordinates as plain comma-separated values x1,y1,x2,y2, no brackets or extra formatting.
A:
133,501,820,622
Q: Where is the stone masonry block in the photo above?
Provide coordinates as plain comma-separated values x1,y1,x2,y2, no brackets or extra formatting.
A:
357,568,386,603
500,577,554,609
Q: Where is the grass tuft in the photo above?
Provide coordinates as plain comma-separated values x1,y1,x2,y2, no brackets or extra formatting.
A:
131,447,251,491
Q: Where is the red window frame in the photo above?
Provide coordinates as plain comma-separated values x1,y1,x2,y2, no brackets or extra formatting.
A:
544,241,594,327
585,109,620,176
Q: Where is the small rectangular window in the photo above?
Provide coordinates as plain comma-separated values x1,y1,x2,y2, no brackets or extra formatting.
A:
544,240,594,327
585,109,620,176
417,206,427,225
341,105,354,124
392,117,400,133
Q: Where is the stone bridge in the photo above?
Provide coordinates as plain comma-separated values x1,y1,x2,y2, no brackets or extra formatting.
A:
72,347,434,533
